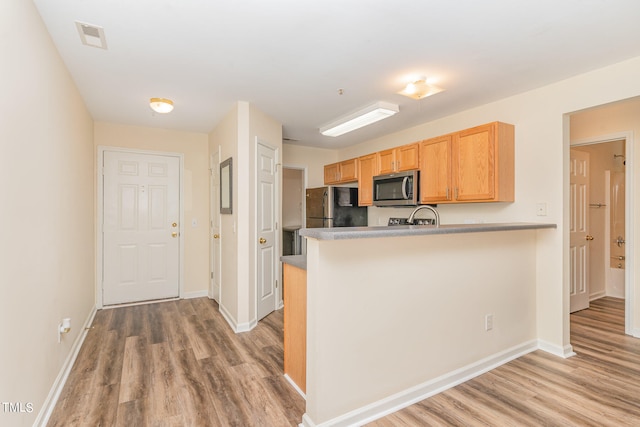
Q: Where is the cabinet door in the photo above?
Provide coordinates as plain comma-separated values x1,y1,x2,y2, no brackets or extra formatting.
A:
420,136,452,203
377,149,396,175
324,163,340,185
283,263,307,393
357,153,377,206
453,123,495,201
396,143,420,171
339,158,358,182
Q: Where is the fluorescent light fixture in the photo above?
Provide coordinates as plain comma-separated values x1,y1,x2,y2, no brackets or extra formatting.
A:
320,101,399,137
149,98,174,113
398,78,444,100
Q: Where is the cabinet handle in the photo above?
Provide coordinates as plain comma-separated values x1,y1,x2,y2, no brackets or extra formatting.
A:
455,188,459,199
446,187,450,199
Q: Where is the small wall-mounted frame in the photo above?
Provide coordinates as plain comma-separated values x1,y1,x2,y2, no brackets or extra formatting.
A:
220,157,232,214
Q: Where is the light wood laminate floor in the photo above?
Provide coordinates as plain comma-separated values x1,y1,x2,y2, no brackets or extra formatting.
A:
47,298,305,426
48,297,640,426
370,297,640,426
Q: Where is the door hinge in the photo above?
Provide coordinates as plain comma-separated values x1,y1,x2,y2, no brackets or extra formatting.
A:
210,272,213,279
276,280,278,289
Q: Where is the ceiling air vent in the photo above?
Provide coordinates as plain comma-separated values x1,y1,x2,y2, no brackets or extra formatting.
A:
75,21,107,50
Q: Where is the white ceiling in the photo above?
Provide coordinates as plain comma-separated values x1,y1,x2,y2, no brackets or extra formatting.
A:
32,0,640,149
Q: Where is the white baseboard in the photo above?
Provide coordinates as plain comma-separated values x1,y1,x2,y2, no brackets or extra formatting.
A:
182,290,209,299
218,303,257,333
34,305,97,427
589,290,606,301
284,374,306,399
537,339,576,358
300,340,538,427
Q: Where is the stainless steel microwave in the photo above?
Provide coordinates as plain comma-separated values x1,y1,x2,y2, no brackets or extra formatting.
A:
372,170,419,206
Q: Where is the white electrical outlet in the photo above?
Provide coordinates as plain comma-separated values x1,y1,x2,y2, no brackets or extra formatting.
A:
536,202,548,216
485,314,493,331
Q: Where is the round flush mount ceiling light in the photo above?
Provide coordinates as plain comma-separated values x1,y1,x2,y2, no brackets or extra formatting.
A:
398,76,444,100
149,97,174,113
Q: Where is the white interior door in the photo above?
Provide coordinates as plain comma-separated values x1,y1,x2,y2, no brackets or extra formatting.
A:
570,149,590,313
257,141,277,321
210,151,221,302
103,150,180,305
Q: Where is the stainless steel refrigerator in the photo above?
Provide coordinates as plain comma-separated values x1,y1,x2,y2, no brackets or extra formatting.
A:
305,186,368,228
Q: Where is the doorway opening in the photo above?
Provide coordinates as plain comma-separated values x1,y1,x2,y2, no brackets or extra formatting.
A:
570,140,626,307
569,133,633,337
282,166,306,256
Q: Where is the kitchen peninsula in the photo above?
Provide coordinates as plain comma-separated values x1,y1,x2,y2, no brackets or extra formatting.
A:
286,222,555,427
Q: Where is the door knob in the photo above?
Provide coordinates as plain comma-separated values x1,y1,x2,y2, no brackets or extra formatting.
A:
586,235,594,241
172,222,178,228
259,237,267,244
171,231,178,238
213,234,219,239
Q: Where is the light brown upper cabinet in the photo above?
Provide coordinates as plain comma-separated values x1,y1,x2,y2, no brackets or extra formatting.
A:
324,158,358,184
357,153,378,206
420,134,453,203
377,142,420,175
420,122,514,203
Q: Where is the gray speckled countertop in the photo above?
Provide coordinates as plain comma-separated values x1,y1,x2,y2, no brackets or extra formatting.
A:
299,222,556,241
280,254,307,270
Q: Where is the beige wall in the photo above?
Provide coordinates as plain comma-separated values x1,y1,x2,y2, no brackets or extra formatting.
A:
209,102,282,330
283,143,338,188
0,0,95,424
305,229,541,424
94,122,210,296
209,106,240,324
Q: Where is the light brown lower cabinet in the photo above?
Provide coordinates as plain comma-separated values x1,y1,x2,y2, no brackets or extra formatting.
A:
283,263,306,393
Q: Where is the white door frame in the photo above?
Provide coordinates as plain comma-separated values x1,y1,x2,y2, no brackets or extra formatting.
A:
210,148,221,302
255,139,280,319
96,146,185,309
570,131,634,335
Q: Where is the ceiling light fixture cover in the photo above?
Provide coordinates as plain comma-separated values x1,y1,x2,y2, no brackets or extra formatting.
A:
75,21,108,50
149,98,174,114
398,78,444,100
320,101,399,137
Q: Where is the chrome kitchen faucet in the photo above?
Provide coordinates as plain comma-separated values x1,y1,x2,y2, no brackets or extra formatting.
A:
407,205,440,227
